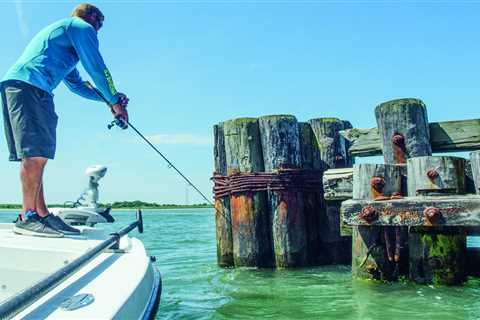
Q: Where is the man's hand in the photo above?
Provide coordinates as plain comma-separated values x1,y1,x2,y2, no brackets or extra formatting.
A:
111,93,129,129
111,104,129,129
117,92,129,107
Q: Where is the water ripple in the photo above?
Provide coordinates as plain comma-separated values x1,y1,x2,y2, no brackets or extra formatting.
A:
2,209,480,320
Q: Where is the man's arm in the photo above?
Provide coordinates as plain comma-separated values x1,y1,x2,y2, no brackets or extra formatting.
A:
63,68,103,101
67,21,120,105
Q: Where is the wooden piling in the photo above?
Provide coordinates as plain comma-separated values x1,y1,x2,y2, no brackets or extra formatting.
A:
213,123,234,267
309,118,353,265
407,156,467,285
351,164,402,280
309,118,353,169
223,118,273,267
375,98,432,164
258,115,307,267
299,122,325,264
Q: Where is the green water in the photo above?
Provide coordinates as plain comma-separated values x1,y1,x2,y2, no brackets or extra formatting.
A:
2,209,480,319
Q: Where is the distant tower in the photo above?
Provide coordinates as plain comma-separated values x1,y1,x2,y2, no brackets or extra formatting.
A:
185,182,190,205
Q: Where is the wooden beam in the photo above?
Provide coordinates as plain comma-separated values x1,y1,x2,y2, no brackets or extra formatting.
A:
340,128,382,156
341,119,480,157
341,195,480,226
323,168,353,201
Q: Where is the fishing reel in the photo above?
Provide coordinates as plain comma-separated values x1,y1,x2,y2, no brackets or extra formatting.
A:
107,117,128,130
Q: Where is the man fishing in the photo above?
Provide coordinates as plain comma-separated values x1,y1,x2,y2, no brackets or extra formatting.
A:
0,3,128,237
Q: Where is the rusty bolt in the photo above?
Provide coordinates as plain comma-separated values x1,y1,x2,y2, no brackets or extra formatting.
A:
360,206,378,223
424,207,442,224
370,176,385,192
392,133,405,146
427,169,439,180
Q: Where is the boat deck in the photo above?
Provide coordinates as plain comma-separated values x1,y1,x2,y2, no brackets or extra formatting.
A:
0,223,156,319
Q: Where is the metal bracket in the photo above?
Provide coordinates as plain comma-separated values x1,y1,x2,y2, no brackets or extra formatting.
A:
392,133,407,164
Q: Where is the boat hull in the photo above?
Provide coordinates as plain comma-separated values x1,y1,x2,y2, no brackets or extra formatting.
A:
0,224,161,319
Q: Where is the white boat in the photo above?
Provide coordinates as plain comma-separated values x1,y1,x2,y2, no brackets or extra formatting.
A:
0,166,161,320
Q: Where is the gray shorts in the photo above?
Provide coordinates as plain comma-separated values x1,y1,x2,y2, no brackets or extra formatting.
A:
1,80,58,161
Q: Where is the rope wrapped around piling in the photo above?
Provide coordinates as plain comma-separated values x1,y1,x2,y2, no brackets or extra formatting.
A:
211,168,324,199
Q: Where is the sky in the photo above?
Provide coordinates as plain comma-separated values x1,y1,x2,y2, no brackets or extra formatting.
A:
0,0,479,205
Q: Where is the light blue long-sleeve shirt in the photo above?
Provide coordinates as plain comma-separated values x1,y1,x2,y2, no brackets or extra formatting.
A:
2,17,119,104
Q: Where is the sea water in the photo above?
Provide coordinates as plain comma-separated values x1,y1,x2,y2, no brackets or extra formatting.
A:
1,209,480,320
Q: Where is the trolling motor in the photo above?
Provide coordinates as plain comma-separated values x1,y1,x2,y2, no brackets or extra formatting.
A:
51,165,114,226
81,165,107,210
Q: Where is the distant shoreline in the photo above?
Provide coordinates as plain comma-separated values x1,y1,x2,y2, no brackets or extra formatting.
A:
0,202,213,210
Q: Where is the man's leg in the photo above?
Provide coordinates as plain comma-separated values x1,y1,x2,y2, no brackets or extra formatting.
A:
21,157,48,217
14,155,62,237
3,82,64,237
37,184,50,217
36,182,49,217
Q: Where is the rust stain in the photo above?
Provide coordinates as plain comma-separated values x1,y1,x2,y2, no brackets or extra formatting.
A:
230,195,254,236
276,197,288,224
215,199,224,219
277,191,305,226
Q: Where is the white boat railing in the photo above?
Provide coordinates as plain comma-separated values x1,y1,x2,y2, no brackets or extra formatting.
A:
0,210,144,320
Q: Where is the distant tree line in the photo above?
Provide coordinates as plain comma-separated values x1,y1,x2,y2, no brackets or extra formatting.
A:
0,204,22,209
0,201,213,210
108,201,212,209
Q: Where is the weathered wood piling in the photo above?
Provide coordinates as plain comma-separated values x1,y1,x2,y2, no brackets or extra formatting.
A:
309,118,353,169
375,99,432,164
223,118,273,267
258,115,308,267
298,122,324,265
213,123,233,267
310,118,353,264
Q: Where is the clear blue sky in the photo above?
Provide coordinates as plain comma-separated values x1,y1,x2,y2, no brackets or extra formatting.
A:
0,0,479,204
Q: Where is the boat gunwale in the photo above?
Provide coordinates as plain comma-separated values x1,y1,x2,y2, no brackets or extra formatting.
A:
141,261,162,320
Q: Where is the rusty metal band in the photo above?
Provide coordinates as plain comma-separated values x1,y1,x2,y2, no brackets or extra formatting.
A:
211,169,323,199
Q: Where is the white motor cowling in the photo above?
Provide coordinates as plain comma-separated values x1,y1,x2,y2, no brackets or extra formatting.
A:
83,165,107,209
52,165,114,226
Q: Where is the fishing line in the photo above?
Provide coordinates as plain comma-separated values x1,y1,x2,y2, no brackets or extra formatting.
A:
86,82,213,206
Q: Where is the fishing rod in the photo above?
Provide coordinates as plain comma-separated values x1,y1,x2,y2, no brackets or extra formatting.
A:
86,82,213,206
